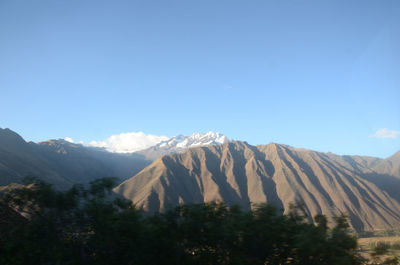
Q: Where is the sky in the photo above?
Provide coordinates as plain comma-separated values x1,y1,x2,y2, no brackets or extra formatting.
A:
0,0,399,158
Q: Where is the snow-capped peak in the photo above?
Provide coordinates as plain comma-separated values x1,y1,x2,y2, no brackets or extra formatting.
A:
86,131,229,154
155,132,229,150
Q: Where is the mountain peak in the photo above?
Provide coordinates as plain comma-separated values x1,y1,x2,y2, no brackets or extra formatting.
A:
0,128,25,141
0,128,28,150
135,132,229,160
158,131,228,150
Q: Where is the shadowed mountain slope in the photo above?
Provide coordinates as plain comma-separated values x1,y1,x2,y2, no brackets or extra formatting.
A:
114,141,400,231
0,128,150,189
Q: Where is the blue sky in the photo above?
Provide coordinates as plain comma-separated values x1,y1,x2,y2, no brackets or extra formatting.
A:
1,0,399,158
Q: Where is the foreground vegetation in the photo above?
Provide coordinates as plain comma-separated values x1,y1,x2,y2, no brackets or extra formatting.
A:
358,237,400,264
0,178,398,265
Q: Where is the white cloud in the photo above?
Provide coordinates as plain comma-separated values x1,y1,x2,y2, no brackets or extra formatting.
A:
370,128,400,139
88,132,169,153
64,137,75,143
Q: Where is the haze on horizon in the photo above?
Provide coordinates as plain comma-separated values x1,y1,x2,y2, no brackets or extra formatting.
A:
0,0,399,158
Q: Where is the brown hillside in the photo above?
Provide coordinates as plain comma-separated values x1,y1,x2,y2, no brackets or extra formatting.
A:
114,141,400,231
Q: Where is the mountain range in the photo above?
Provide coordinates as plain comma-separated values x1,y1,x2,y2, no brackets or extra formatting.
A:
0,128,149,188
1,128,400,231
0,128,228,188
114,141,400,231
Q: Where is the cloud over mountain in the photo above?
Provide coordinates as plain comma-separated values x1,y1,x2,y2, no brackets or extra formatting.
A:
88,132,169,153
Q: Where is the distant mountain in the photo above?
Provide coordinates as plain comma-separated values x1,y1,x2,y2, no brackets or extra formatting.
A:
0,128,150,189
4,128,400,231
114,141,400,231
136,132,228,160
0,129,229,188
371,151,400,178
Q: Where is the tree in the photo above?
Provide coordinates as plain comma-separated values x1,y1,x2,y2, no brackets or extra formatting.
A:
0,178,366,265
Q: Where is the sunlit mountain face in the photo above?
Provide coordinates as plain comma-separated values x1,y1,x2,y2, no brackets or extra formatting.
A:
2,128,400,232
115,141,400,232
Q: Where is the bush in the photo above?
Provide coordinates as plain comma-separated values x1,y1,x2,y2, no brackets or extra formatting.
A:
372,241,391,256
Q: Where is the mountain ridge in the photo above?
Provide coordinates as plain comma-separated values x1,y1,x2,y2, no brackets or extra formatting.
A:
0,129,229,188
0,128,151,188
136,131,229,160
114,141,400,231
2,128,400,231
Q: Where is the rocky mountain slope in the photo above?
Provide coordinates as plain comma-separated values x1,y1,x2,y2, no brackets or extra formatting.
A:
371,151,400,178
114,141,400,231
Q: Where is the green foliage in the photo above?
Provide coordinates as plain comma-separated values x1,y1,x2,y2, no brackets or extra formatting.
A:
0,178,366,265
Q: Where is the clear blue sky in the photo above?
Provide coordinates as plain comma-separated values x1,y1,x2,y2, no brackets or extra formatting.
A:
1,0,399,158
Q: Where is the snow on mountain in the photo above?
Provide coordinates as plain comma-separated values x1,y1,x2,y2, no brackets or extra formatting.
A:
135,132,229,160
85,131,228,155
155,132,228,150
